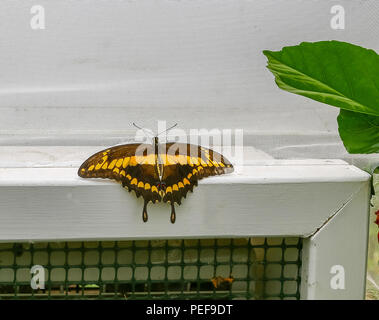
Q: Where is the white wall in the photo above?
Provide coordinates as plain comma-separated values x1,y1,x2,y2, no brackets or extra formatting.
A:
0,0,378,165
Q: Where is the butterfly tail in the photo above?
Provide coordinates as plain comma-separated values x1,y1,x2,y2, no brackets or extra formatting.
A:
142,200,148,222
170,202,176,224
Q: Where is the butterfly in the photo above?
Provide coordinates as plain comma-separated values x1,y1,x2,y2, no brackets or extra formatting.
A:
78,127,234,223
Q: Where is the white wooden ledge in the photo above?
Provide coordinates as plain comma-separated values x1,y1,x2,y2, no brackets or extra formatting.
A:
0,158,370,242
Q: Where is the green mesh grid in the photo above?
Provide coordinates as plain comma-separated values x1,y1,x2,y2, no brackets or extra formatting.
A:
0,237,302,300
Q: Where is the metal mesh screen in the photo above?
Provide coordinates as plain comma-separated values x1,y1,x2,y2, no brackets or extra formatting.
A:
0,237,302,300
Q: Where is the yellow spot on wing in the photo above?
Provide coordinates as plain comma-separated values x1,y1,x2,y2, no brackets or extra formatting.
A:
173,184,179,191
183,178,190,185
120,170,126,176
192,169,198,175
219,162,225,167
95,163,102,170
146,154,155,164
187,156,194,166
135,156,144,164
178,182,184,188
187,173,192,179
212,161,219,167
126,174,132,180
123,157,130,168
166,187,172,193
129,157,137,166
191,157,199,165
138,181,144,188
88,165,95,171
136,154,155,165
108,159,117,169
145,183,151,190
200,159,207,166
131,178,137,185
102,162,108,169
113,168,119,174
176,155,187,165
116,158,123,168
166,155,177,165
152,186,158,193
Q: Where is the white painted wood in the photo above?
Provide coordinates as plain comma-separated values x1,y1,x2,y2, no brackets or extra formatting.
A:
0,0,377,137
0,162,369,243
300,182,371,300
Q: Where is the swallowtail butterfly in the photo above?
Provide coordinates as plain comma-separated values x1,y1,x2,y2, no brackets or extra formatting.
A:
78,126,233,223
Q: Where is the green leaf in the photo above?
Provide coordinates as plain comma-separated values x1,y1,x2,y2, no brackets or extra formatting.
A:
263,41,379,117
337,109,379,153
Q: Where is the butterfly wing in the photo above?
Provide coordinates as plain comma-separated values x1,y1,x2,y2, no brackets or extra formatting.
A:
78,143,161,204
161,142,233,205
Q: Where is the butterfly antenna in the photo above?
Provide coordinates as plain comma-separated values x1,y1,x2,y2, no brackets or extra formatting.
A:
133,123,154,138
157,123,178,137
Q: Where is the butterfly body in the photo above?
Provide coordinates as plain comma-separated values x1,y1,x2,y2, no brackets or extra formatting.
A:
78,137,233,223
